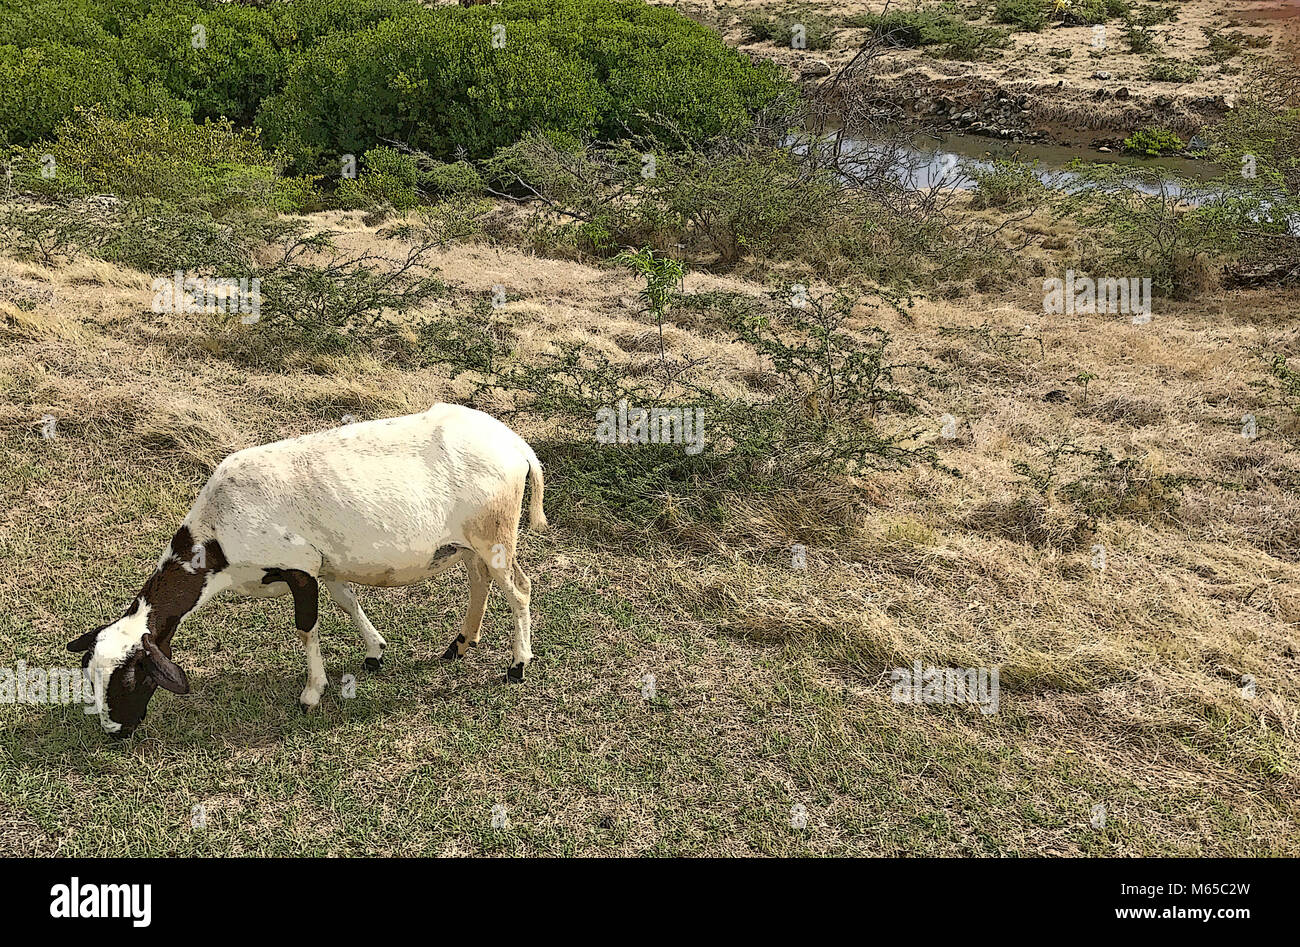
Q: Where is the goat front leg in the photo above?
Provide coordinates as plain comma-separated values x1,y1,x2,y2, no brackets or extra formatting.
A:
325,580,387,671
263,568,326,712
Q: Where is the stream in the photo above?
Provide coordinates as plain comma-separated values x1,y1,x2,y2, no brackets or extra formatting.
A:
834,129,1220,201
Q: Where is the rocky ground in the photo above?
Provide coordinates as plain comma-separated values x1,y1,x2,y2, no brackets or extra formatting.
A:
662,0,1299,146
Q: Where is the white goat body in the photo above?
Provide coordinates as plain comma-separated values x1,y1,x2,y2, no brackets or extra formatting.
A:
71,403,545,736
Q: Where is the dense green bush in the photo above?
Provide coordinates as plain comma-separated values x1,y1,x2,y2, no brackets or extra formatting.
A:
0,40,188,145
9,108,296,213
425,160,484,198
0,107,307,271
1,0,788,174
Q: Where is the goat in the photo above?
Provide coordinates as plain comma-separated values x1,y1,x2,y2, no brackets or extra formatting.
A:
66,403,546,737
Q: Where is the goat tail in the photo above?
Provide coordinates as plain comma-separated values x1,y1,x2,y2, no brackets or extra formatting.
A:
516,436,548,532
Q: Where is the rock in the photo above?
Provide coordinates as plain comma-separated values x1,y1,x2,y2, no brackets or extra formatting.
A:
958,110,977,124
1097,146,1112,153
1093,71,1111,80
1114,86,1130,100
800,59,832,78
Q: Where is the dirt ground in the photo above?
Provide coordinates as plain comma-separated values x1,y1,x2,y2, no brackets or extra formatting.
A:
660,0,1300,138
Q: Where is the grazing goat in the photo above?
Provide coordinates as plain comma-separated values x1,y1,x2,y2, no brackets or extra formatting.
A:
67,403,546,737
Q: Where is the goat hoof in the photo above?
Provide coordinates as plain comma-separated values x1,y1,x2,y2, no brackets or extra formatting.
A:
441,634,469,660
364,656,383,672
506,662,525,683
298,700,312,714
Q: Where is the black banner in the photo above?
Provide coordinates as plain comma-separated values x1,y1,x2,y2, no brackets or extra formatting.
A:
2,857,1285,933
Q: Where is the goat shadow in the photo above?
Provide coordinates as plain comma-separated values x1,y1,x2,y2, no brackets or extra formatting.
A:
3,647,528,761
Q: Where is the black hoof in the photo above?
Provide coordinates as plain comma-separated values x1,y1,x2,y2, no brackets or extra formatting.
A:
299,701,311,714
506,662,525,683
442,634,475,660
364,656,383,672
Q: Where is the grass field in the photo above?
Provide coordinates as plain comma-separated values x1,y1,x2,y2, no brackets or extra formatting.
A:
2,207,1298,855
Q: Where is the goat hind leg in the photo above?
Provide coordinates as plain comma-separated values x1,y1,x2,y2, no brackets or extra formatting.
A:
326,580,387,671
443,555,490,660
487,559,532,683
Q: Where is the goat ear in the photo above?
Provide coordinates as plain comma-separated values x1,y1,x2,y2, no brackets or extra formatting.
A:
140,634,191,695
67,628,102,653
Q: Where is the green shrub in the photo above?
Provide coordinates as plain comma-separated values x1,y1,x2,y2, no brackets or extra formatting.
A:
0,190,287,273
1146,58,1201,83
1061,0,1129,25
1122,127,1185,156
245,228,448,355
258,15,603,173
336,147,422,212
0,107,310,271
424,160,484,198
741,8,836,50
1059,162,1258,296
0,41,189,145
995,0,1048,31
854,8,1011,60
469,285,942,529
1122,21,1159,54
969,158,1047,210
1205,61,1300,286
488,131,841,265
21,109,279,211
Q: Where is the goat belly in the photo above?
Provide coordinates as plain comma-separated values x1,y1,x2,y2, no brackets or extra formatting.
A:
322,551,457,587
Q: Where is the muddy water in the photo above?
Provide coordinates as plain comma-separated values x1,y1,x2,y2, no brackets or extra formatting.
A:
836,129,1219,199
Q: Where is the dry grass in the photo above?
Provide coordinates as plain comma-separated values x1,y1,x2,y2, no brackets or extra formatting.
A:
1,210,1297,855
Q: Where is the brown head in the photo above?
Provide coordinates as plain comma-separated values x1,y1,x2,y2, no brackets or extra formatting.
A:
66,603,191,738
